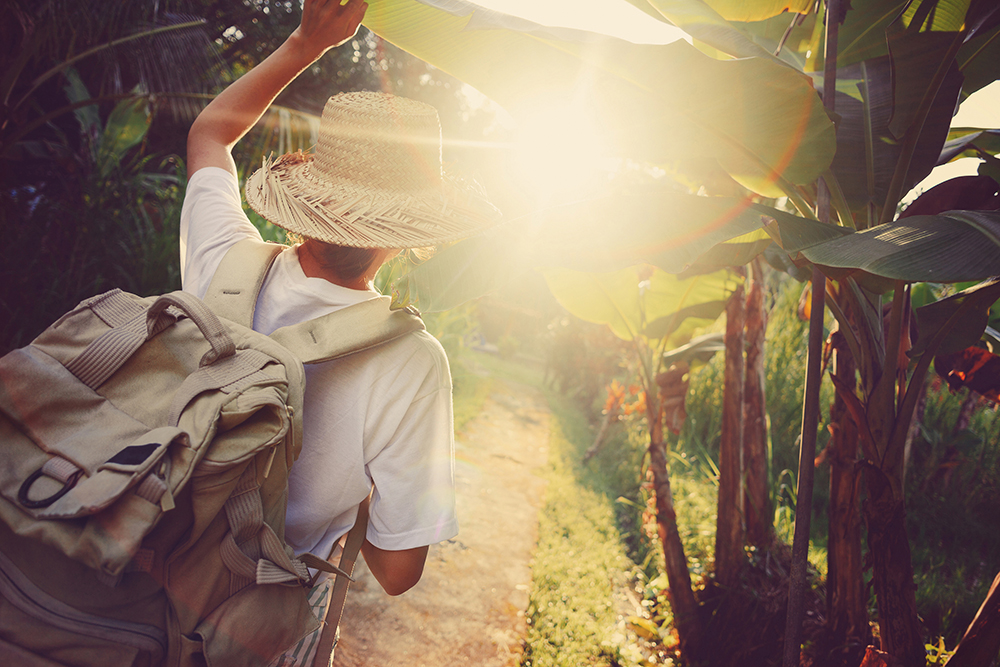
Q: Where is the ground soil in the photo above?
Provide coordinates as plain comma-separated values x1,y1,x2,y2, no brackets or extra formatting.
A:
335,380,550,667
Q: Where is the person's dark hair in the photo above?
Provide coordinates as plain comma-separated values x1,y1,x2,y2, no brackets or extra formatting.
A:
305,240,381,283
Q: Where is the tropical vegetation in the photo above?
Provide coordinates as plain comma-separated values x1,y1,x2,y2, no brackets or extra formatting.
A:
363,1,1000,665
5,0,1000,665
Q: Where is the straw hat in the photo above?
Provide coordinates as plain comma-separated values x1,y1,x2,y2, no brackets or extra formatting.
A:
245,91,501,249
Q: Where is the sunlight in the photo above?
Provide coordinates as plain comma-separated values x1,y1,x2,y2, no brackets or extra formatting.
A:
508,102,611,203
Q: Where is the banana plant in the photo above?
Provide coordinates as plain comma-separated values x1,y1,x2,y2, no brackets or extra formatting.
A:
543,263,737,657
361,0,1000,664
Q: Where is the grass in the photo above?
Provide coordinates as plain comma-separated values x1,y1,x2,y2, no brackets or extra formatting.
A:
458,349,649,667
448,269,1000,664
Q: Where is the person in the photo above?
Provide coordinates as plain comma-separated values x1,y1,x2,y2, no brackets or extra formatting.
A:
180,0,501,600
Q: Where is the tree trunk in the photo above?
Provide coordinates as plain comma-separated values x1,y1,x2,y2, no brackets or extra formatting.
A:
716,284,746,587
647,391,704,657
826,329,870,647
743,260,771,548
865,468,924,667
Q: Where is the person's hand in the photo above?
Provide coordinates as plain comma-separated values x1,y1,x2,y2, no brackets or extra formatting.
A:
293,0,368,59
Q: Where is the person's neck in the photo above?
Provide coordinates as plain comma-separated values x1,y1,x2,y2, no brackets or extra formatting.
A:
297,242,375,291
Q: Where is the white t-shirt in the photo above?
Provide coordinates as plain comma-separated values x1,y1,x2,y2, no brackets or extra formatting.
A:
179,167,458,559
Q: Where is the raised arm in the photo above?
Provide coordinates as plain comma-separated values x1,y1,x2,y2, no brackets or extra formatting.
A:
187,0,367,177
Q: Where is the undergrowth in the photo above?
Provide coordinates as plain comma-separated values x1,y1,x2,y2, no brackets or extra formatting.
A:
465,350,647,667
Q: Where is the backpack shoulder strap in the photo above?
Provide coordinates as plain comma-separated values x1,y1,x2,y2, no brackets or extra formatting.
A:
203,238,283,328
270,297,424,365
312,495,370,667
204,238,425,364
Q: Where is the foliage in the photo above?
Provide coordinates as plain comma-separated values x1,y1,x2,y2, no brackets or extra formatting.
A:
542,316,627,413
906,379,1000,643
450,353,493,433
0,86,184,352
463,352,646,667
2,0,494,352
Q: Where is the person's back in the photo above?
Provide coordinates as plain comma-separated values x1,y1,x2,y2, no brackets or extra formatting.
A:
182,0,500,601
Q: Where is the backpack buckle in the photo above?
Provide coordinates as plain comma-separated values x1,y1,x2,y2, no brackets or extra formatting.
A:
17,460,84,509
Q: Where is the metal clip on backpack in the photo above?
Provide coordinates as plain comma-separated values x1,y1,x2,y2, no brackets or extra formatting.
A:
0,238,423,667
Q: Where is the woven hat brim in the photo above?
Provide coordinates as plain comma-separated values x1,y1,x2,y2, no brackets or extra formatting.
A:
245,152,502,249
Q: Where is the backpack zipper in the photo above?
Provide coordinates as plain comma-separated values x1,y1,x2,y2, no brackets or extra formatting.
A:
0,549,167,659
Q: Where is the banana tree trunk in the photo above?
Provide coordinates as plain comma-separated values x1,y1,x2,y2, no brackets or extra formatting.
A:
857,284,924,666
864,465,923,667
646,391,704,657
744,260,771,548
826,329,870,647
716,284,746,587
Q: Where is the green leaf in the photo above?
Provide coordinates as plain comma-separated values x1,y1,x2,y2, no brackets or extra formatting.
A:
737,11,820,71
62,67,99,142
837,0,909,67
97,96,151,175
800,211,1000,282
831,56,960,217
364,0,836,197
958,23,1000,99
762,243,812,281
394,191,792,312
644,300,727,339
660,332,725,366
527,192,781,274
393,227,528,313
939,128,1000,163
886,30,963,140
760,208,853,252
684,231,773,271
542,265,734,342
901,0,971,33
698,0,813,22
979,152,1000,184
640,0,782,59
838,0,983,67
914,276,1000,356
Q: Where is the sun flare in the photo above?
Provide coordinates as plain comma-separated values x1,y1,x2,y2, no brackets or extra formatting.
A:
508,103,611,203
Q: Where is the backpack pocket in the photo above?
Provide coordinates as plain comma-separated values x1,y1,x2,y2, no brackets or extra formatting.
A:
0,549,166,666
187,580,319,667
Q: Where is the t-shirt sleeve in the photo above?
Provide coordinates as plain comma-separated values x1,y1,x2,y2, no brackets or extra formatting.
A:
179,167,262,299
364,334,458,551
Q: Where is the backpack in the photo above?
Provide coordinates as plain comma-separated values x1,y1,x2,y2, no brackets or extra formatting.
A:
0,238,423,667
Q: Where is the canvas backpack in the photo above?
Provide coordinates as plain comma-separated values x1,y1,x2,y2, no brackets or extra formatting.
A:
0,238,423,667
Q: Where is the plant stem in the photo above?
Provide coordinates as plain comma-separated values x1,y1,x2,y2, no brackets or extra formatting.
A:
784,1,839,664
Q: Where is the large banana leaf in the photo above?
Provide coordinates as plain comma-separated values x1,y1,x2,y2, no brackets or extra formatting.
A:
799,211,1000,282
542,264,734,342
393,190,802,312
828,54,962,218
837,0,909,67
625,0,782,60
700,0,813,22
959,23,1000,99
900,174,1000,217
661,332,726,366
363,0,836,197
939,128,1000,163
913,276,1000,356
837,0,987,67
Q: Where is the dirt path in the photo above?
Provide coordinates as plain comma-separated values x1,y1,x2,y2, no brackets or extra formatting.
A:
335,379,550,667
